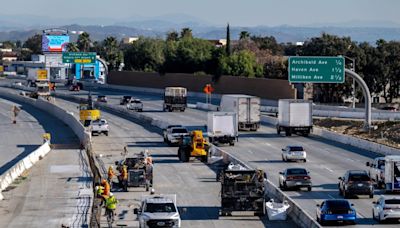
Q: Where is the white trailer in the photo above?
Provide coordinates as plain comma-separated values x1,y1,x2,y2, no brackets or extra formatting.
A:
220,94,260,131
207,112,238,146
384,155,400,193
277,99,313,136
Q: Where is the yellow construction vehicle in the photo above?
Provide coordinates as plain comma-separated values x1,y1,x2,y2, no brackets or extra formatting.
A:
177,130,209,162
79,93,101,126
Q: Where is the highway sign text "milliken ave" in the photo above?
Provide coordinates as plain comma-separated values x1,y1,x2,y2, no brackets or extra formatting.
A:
62,52,96,64
288,56,345,83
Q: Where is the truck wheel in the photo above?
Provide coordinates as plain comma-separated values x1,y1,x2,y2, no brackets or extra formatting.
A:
201,155,208,163
229,141,235,146
277,128,281,135
178,148,183,161
105,131,109,136
183,150,190,162
285,130,291,136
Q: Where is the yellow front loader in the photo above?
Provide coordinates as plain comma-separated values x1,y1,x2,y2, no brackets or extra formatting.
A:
177,130,209,162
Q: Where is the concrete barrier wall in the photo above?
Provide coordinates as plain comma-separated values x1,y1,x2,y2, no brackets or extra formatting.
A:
107,71,296,100
0,142,51,197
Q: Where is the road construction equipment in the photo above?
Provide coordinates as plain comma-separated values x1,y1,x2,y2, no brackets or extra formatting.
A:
177,130,209,163
115,150,153,192
218,164,266,216
79,93,101,126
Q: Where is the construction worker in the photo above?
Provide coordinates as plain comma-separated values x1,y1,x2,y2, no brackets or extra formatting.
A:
105,192,118,218
107,166,115,188
119,165,128,192
11,105,21,124
101,179,111,197
96,184,104,197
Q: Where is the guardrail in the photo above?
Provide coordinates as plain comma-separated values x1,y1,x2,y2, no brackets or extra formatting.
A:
53,90,320,228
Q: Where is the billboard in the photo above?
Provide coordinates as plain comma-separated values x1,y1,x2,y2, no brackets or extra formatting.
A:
42,35,69,52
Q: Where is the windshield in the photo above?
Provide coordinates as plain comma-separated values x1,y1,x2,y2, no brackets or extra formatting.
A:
287,169,307,175
172,129,187,134
349,174,370,181
326,200,350,209
289,146,304,151
385,199,400,204
144,203,177,213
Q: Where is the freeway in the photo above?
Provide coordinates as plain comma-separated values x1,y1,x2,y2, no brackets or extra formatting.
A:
0,94,92,227
57,84,400,227
53,97,296,227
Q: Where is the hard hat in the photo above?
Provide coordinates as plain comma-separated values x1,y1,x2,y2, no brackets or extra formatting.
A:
109,165,113,168
109,192,114,196
150,188,155,195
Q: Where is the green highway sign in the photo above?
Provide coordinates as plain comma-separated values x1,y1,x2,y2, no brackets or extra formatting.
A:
288,56,345,83
62,52,96,64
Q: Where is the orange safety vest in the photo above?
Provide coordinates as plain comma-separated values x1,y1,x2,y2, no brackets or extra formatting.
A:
102,182,110,196
108,167,114,179
121,166,128,180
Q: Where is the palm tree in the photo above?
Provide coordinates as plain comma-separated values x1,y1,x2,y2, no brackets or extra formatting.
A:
180,28,193,39
66,43,79,52
239,31,250,40
103,36,123,70
77,32,92,52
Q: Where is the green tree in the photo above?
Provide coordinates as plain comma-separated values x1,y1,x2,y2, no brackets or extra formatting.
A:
226,23,231,56
102,36,124,71
219,50,263,78
251,36,283,55
1,41,16,49
124,37,165,72
301,33,355,103
166,31,179,42
23,34,42,54
77,32,92,52
66,42,79,52
180,28,193,39
239,31,250,41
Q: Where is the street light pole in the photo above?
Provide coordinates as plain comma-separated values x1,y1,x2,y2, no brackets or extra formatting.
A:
350,58,356,109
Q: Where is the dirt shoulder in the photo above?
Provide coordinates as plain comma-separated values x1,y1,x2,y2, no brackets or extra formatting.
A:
314,118,400,149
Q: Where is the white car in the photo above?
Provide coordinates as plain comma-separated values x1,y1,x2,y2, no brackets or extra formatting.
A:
89,119,109,136
127,99,143,112
373,195,400,223
281,146,306,162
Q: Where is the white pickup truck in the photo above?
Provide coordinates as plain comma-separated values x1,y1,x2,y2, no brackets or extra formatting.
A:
134,195,181,228
89,119,109,136
127,99,143,112
164,126,189,145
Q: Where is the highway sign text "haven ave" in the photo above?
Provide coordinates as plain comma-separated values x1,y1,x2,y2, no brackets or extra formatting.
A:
288,56,345,83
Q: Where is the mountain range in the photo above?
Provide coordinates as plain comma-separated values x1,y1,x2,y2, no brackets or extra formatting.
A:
0,14,399,44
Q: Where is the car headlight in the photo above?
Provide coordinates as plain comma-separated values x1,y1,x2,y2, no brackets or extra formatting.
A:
173,219,180,227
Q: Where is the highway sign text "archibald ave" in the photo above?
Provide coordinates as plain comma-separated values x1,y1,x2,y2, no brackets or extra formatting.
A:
288,56,345,83
62,52,96,64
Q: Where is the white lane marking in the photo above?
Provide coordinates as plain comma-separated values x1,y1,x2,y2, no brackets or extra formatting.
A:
357,212,364,218
264,142,271,146
324,167,334,172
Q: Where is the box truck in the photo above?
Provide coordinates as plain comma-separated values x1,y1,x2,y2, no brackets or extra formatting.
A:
207,112,238,146
367,155,400,193
277,99,312,136
163,87,187,112
220,95,260,131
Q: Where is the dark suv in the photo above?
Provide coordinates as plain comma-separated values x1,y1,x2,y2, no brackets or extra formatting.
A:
338,170,374,199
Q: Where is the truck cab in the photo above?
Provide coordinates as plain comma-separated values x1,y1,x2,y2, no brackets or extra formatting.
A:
366,157,385,188
134,195,181,228
367,156,400,192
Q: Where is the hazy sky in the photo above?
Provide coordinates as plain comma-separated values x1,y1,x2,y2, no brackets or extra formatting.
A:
3,0,400,26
